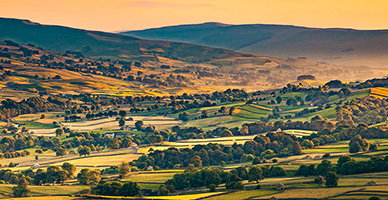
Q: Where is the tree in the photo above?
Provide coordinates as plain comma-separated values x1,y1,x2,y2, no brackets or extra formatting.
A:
201,110,208,118
301,139,314,149
119,110,127,118
77,168,101,185
316,160,332,176
56,170,69,185
221,129,233,137
119,118,126,127
78,145,91,157
135,121,144,130
56,147,67,157
219,106,229,115
286,98,298,106
229,107,235,115
184,164,198,173
55,128,64,137
248,166,263,183
349,139,362,153
118,161,131,178
370,142,379,151
62,162,76,178
13,178,29,197
325,171,339,187
120,182,141,197
209,183,216,192
149,134,163,144
289,141,302,155
178,112,189,121
109,138,120,149
46,166,60,185
190,155,203,168
276,96,282,104
159,185,170,195
240,126,249,135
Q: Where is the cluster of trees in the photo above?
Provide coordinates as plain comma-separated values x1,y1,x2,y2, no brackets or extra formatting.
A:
0,97,68,121
129,131,302,170
295,159,339,187
336,96,388,126
164,164,286,193
13,178,29,197
296,155,388,185
0,162,76,186
307,122,388,144
337,155,388,175
0,134,38,156
354,77,388,89
244,119,335,134
60,131,133,154
91,181,141,197
141,116,336,146
348,134,378,153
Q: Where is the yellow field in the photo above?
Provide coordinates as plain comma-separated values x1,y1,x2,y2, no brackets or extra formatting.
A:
0,184,88,198
370,87,388,98
63,116,181,131
52,153,140,167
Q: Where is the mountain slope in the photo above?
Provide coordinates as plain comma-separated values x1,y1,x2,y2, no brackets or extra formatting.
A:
121,22,388,67
0,18,251,63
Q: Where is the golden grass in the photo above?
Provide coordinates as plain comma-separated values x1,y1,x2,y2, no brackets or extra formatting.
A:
370,87,388,99
52,153,140,167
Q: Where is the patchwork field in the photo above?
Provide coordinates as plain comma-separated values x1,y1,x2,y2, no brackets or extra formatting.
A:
0,185,88,199
370,87,388,99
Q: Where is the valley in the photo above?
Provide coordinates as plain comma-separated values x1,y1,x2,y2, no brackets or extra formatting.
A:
0,14,387,200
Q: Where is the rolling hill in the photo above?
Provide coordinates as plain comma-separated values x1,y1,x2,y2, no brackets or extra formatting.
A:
0,18,252,63
0,18,385,94
121,22,388,67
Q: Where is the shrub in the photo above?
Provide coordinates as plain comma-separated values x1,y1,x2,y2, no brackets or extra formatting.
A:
209,183,216,192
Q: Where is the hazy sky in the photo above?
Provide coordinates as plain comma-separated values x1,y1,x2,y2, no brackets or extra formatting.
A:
2,0,388,32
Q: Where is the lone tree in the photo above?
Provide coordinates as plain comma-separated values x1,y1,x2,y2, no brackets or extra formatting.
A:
55,128,64,137
325,171,339,187
178,112,189,121
276,96,282,104
119,118,126,127
135,120,144,130
201,110,208,118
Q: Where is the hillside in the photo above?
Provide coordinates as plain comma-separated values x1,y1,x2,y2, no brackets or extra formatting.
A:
0,18,251,63
122,22,388,67
0,18,385,94
0,40,382,99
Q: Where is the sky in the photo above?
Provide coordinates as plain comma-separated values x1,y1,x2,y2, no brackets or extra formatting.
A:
1,0,388,32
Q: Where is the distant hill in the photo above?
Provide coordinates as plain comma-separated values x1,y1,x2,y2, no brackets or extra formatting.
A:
121,22,388,67
0,18,252,63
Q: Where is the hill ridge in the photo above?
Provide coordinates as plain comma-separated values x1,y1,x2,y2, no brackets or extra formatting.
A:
121,22,388,67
